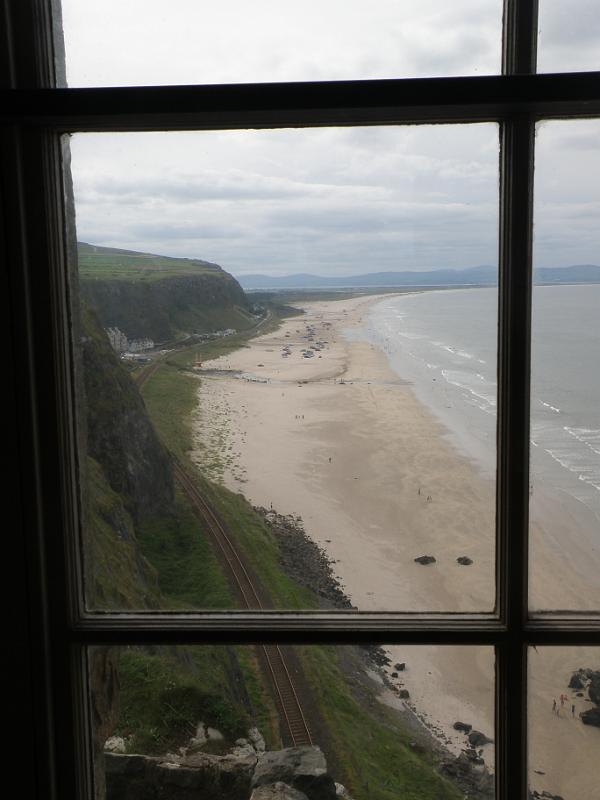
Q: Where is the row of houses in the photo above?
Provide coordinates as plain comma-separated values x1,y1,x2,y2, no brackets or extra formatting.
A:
105,327,154,354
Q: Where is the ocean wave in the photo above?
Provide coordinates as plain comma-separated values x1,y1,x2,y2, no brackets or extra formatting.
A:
564,426,600,456
539,400,561,413
544,446,600,492
441,369,497,412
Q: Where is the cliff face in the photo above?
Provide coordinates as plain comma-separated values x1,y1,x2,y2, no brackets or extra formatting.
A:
81,304,174,522
80,271,250,341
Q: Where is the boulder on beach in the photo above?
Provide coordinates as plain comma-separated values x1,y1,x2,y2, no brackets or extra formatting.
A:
414,555,436,565
453,721,472,734
456,556,473,566
581,707,600,727
468,730,493,748
588,670,600,705
394,663,406,671
568,671,585,690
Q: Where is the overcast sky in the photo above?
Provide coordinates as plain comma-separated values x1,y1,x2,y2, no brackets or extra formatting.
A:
63,1,600,277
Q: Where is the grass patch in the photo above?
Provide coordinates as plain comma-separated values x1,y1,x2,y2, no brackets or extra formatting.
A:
299,646,462,800
203,478,318,610
85,457,161,610
137,487,234,609
115,647,251,754
78,242,223,283
139,304,317,609
139,364,198,460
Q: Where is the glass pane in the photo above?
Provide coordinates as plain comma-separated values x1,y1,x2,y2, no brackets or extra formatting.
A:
538,0,600,73
60,0,502,87
528,647,600,800
90,644,495,800
530,120,600,614
68,125,499,612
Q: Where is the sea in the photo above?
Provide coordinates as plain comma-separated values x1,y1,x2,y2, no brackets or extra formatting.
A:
365,284,600,533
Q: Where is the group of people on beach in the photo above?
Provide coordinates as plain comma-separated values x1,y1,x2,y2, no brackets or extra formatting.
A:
552,694,577,718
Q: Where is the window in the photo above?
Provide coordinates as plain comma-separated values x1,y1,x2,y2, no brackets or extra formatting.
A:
3,2,599,799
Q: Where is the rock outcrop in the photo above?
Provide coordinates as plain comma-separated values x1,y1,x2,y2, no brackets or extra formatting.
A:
251,747,337,800
106,751,256,800
81,269,249,342
250,784,309,800
567,668,600,726
82,305,174,523
106,746,346,800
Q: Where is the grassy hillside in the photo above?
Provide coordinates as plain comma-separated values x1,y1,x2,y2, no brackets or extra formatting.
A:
114,645,279,755
78,241,223,282
78,241,255,341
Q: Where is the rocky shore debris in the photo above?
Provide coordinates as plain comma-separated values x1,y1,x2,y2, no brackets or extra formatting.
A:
414,555,436,565
255,507,354,610
528,792,565,800
440,750,494,799
456,556,473,565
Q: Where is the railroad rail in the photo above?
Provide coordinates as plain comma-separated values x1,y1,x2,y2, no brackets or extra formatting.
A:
134,359,161,388
173,457,313,747
133,356,313,745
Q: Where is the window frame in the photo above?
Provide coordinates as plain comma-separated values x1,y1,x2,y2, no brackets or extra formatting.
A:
2,1,600,799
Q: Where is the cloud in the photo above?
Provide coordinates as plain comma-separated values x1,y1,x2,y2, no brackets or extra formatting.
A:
70,123,502,275
63,5,600,276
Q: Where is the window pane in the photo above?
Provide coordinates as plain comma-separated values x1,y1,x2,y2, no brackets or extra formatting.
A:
530,120,600,614
89,644,495,800
60,0,502,87
68,125,499,612
538,0,600,73
528,647,600,800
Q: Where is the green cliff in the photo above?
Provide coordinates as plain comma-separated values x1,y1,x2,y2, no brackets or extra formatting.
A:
78,242,254,341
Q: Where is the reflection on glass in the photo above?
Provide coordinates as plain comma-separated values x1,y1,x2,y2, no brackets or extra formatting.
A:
530,120,600,613
528,647,600,800
90,645,494,800
61,0,502,87
69,125,499,612
538,0,600,73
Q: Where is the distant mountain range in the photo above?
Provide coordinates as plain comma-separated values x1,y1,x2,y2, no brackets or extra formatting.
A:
236,264,600,290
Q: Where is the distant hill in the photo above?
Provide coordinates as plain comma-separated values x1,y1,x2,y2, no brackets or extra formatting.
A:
236,264,600,290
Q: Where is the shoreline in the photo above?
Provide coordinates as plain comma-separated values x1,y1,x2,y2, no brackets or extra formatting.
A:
190,294,598,797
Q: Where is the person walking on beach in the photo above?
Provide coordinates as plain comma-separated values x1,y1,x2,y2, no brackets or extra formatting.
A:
552,698,557,715
572,703,576,718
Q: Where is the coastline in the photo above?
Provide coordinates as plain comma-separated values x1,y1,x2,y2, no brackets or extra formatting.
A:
190,294,599,796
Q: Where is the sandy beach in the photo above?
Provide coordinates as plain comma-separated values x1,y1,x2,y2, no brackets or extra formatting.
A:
191,295,599,797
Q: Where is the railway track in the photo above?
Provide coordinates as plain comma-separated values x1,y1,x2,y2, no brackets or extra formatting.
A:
135,359,161,388
173,458,313,747
133,356,313,746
